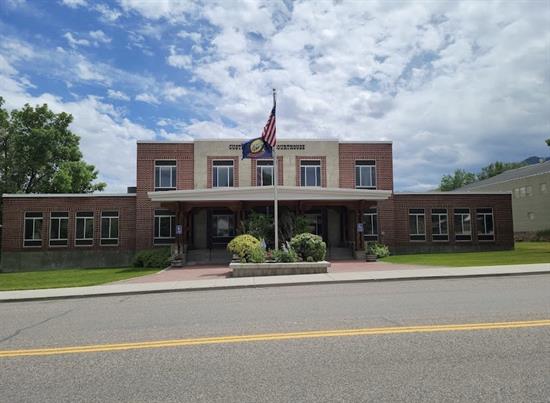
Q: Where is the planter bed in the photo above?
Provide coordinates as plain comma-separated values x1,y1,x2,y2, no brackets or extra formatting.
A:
230,261,330,277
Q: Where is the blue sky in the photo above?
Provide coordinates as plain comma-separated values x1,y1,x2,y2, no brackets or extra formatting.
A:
1,0,549,192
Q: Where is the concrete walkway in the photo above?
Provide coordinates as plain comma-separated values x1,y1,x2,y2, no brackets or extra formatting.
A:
1,262,549,302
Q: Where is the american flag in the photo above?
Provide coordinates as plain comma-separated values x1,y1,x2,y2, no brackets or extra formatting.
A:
261,105,276,148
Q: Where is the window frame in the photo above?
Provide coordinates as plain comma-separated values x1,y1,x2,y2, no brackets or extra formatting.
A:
363,208,378,241
256,159,274,186
49,212,69,247
154,160,177,191
409,208,426,241
355,160,376,189
100,211,119,246
476,207,495,241
212,160,234,188
154,210,176,245
23,212,43,248
300,160,321,187
431,208,449,242
454,208,472,242
75,212,94,247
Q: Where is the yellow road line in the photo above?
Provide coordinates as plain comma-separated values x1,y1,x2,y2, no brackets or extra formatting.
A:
1,319,549,358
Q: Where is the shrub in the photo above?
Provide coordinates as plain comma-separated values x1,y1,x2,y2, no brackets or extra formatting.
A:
248,244,266,263
133,248,171,268
366,242,390,258
227,234,261,263
272,245,298,263
290,233,327,262
535,229,550,242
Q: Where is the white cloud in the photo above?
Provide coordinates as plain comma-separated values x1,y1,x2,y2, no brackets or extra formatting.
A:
64,32,91,48
107,89,130,101
177,31,201,43
135,93,160,104
162,83,187,101
60,0,87,8
75,60,108,83
94,4,122,22
117,0,197,21
89,30,111,44
167,46,192,69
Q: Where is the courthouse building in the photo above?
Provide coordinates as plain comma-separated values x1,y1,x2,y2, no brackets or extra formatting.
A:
1,139,514,270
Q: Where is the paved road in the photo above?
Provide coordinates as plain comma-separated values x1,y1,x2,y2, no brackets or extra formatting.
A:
1,275,550,402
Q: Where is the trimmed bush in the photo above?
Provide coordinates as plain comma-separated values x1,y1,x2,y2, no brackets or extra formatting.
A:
227,234,261,263
366,242,390,258
248,244,266,263
133,248,171,268
289,233,326,262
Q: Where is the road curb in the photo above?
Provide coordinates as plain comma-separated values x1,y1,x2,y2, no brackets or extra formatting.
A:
2,268,550,303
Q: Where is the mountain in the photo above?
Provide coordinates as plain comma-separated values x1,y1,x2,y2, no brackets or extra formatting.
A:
521,156,550,165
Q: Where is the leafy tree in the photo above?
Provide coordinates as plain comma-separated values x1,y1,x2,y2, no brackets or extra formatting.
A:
546,138,549,147
0,97,106,196
477,161,526,181
438,169,477,191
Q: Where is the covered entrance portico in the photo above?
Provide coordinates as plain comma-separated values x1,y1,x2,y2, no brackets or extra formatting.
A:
148,186,391,263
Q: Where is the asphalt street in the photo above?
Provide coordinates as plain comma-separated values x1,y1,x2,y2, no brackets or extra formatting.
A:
1,275,550,402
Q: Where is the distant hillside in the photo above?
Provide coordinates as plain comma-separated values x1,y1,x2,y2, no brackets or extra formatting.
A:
522,156,550,165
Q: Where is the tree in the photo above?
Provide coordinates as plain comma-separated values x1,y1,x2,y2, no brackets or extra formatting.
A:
477,161,526,181
546,138,549,147
439,169,477,191
0,97,106,197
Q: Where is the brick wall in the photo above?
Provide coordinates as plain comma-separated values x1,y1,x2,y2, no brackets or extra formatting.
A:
339,143,393,190
206,156,239,188
1,196,136,252
379,193,514,253
136,142,194,249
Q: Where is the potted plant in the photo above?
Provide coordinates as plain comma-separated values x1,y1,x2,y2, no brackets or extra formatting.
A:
365,242,390,262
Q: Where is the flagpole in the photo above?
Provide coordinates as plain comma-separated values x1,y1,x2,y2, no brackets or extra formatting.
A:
272,88,279,251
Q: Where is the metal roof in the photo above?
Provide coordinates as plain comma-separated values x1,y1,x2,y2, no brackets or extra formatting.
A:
456,160,550,191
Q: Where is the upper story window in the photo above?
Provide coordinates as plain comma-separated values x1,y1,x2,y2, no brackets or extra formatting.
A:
409,208,425,241
454,208,471,241
24,212,43,247
431,208,448,242
101,211,119,246
355,160,376,189
213,160,234,187
476,208,494,241
300,160,321,187
256,160,274,186
75,212,94,246
155,160,176,191
50,212,69,246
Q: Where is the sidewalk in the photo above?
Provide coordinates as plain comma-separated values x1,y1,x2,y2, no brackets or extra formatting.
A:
1,262,549,302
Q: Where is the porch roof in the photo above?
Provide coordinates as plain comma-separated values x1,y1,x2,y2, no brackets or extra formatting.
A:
148,186,392,202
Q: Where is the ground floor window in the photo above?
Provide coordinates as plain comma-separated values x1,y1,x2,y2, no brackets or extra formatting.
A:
305,212,323,236
363,208,378,241
409,209,425,241
454,208,472,241
101,211,119,245
75,212,94,246
212,214,235,238
50,212,69,246
24,212,43,247
431,209,448,242
154,210,176,245
476,208,495,241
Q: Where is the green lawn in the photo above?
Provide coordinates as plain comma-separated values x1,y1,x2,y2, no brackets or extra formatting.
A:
381,242,550,267
0,267,160,291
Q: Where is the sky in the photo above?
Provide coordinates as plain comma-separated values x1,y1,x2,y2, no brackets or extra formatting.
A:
0,0,549,192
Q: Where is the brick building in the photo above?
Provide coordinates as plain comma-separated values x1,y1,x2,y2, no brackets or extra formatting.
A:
1,139,514,271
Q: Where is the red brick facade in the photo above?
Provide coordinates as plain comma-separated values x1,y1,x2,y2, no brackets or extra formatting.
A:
339,143,393,191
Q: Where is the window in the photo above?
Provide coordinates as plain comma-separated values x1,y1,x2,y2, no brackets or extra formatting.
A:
24,212,43,247
541,183,547,194
256,160,274,186
514,188,520,199
528,212,535,221
305,213,323,236
300,160,321,187
355,161,376,188
212,214,235,237
363,208,378,241
154,210,176,244
213,160,234,187
454,208,472,241
101,211,119,245
431,209,448,241
520,187,526,198
155,161,176,190
49,212,69,246
526,186,533,197
476,208,494,241
409,209,425,241
75,212,94,246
